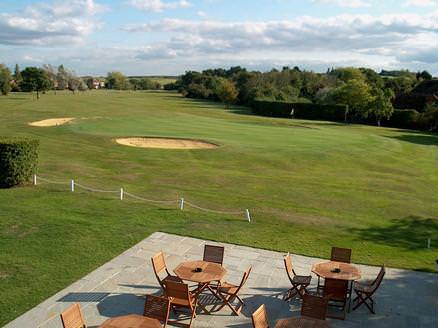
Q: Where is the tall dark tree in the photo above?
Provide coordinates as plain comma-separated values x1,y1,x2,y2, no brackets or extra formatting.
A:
21,67,52,99
0,64,12,95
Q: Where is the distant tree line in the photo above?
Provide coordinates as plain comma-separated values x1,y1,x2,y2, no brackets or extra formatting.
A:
105,71,162,91
171,66,437,130
0,65,165,99
0,63,87,99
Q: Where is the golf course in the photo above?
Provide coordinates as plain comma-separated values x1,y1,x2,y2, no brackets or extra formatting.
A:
0,90,437,325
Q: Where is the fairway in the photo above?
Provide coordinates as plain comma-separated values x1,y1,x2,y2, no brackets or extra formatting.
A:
0,90,437,325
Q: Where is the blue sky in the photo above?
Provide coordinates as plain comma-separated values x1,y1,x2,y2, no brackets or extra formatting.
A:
1,0,437,75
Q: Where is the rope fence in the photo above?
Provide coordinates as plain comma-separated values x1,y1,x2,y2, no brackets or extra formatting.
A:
33,174,251,222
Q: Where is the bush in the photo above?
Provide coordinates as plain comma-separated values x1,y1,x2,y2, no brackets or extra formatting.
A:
251,100,348,122
0,137,39,188
383,109,420,129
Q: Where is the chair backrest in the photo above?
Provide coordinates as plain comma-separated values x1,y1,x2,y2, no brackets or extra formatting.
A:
330,247,352,263
234,266,252,295
60,303,86,328
203,245,225,265
143,294,171,325
301,293,329,320
323,278,349,302
251,304,270,328
152,251,167,275
370,265,385,294
164,281,193,309
283,253,296,279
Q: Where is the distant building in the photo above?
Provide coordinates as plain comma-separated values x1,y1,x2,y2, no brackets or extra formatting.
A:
86,78,105,89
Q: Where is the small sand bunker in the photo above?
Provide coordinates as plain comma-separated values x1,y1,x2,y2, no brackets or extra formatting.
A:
29,118,74,127
115,137,218,150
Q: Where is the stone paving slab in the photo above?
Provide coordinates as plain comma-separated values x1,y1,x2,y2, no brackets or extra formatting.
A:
4,232,438,328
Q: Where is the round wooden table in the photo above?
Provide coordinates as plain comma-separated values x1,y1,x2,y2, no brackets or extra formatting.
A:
99,314,161,328
174,260,227,314
275,316,330,328
312,261,361,281
312,260,361,313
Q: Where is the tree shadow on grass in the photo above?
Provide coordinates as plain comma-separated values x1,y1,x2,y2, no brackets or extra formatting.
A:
389,134,438,146
349,216,438,251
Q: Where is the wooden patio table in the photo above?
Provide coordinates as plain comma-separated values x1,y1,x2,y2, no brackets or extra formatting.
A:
275,316,331,328
174,260,227,314
99,314,161,328
312,260,361,312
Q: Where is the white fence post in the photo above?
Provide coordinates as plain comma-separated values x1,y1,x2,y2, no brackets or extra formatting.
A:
246,209,251,223
120,188,124,200
180,198,184,210
33,174,37,186
71,179,75,192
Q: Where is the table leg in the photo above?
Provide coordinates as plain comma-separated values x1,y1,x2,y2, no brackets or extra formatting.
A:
348,280,353,313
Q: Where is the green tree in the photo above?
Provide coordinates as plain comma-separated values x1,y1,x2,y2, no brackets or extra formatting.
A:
57,65,69,90
416,70,432,81
330,67,365,83
0,64,12,95
106,72,130,90
215,78,239,107
331,79,374,118
370,88,395,126
12,64,22,91
423,102,438,131
21,67,52,99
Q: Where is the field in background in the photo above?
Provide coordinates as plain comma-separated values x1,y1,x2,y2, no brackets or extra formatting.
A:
0,90,437,325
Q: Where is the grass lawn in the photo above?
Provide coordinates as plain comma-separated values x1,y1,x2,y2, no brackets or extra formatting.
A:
0,90,437,325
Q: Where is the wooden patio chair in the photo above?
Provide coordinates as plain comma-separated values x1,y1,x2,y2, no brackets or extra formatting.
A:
251,304,270,328
143,294,171,327
60,303,86,328
283,253,311,300
301,293,329,320
331,247,352,263
203,245,225,266
323,278,349,320
215,266,252,315
352,265,385,314
164,280,198,328
152,251,183,293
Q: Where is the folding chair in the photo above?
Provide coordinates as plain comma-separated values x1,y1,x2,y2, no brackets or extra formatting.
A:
331,247,352,263
164,281,198,328
318,247,352,292
283,253,311,300
151,251,183,293
353,265,385,314
215,266,252,315
251,304,270,328
60,303,86,328
301,293,329,320
203,245,225,266
143,294,171,327
323,278,349,320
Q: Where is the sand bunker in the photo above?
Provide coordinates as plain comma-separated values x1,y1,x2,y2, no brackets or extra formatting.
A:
115,137,218,150
29,118,74,127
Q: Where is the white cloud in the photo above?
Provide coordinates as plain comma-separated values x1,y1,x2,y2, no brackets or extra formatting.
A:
121,12,438,74
403,0,436,7
129,0,191,12
0,0,105,46
312,0,371,8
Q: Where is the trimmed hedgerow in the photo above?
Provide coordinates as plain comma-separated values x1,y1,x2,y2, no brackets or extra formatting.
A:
0,137,39,188
251,100,348,122
383,109,420,129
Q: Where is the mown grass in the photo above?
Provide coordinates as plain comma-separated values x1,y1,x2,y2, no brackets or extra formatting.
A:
0,90,437,325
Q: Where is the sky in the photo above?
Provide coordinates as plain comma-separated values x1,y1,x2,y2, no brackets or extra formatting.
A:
0,0,438,76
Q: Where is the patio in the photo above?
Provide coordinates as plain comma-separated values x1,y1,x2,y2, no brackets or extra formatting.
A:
5,232,437,328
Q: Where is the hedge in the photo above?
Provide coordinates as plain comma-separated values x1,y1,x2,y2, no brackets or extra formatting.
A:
383,109,420,129
251,100,348,122
0,137,39,188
